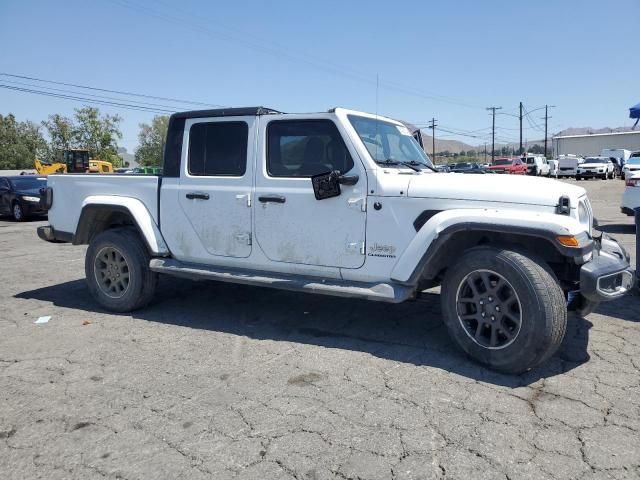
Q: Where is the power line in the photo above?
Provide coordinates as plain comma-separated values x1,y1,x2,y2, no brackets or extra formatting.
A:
0,72,224,108
0,84,175,114
107,0,485,110
1,78,188,112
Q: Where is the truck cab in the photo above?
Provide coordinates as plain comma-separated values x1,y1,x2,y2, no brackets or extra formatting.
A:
37,106,634,374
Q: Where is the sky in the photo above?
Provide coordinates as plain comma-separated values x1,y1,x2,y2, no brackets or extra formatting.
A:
1,0,638,153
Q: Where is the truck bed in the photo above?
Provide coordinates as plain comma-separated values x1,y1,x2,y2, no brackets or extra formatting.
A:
47,174,160,236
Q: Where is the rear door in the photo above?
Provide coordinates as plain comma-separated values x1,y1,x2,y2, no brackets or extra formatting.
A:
175,117,255,259
254,116,367,269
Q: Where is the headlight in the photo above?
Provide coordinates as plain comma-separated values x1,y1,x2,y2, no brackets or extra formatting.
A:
21,196,40,202
578,202,588,224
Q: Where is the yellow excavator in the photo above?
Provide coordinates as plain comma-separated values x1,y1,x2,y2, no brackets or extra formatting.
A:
34,149,113,175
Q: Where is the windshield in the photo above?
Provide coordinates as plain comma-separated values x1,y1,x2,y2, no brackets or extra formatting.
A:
348,115,434,169
9,177,47,190
584,157,605,163
493,159,511,166
627,157,640,165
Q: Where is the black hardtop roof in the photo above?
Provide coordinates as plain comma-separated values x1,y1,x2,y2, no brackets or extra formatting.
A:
170,106,282,120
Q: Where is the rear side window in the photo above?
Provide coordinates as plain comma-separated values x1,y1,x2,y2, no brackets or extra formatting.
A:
267,120,354,177
188,122,248,176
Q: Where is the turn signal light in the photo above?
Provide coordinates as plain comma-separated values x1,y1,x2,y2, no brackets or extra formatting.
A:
557,235,580,247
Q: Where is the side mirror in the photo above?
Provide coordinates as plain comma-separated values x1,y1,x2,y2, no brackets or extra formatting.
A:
311,170,359,200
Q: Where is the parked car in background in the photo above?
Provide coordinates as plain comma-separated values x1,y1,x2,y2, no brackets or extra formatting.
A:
576,157,615,180
523,154,550,176
450,162,489,174
435,165,451,172
557,154,583,178
621,172,640,215
622,152,640,180
548,159,559,178
601,149,632,175
0,175,47,221
488,157,527,175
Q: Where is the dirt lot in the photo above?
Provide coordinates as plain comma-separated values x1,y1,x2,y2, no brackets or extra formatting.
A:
1,178,638,480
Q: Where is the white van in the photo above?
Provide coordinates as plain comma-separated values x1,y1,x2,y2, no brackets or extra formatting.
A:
522,154,550,176
557,154,583,178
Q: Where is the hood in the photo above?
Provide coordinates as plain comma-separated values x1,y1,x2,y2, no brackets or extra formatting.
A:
407,173,585,207
581,162,606,168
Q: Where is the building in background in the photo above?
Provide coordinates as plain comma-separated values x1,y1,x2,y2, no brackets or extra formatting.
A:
553,131,640,157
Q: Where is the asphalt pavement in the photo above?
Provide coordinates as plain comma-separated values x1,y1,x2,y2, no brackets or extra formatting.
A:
1,177,638,480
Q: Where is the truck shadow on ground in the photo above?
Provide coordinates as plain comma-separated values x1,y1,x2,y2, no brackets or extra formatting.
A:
16,277,595,387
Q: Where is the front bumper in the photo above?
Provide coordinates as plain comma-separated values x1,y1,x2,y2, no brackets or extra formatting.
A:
580,234,635,302
577,170,605,178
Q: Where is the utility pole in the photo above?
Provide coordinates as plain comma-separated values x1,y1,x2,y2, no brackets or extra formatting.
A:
486,106,502,163
519,102,523,156
484,143,487,163
542,105,555,158
427,118,438,163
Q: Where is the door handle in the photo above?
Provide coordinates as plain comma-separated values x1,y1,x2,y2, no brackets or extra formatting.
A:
186,192,210,200
258,195,286,204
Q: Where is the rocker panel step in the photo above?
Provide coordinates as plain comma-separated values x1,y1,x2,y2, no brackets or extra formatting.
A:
149,258,413,303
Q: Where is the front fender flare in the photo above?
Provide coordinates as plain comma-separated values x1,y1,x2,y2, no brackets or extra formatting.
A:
390,208,591,285
75,195,169,256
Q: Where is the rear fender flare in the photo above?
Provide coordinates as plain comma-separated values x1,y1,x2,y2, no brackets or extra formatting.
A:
75,195,169,256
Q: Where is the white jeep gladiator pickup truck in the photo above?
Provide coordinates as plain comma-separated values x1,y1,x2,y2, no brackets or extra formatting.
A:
38,107,635,373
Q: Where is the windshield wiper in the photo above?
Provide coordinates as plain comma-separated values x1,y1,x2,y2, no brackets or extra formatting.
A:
377,159,421,172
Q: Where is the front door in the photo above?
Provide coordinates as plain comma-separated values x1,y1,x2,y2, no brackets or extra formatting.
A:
176,117,255,259
254,117,367,269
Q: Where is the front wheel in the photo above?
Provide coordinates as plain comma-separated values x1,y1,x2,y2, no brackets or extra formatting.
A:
85,228,157,312
440,247,567,374
576,175,581,181
12,202,25,221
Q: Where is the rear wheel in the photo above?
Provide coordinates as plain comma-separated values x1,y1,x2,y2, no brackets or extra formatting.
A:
440,247,567,374
576,175,581,181
85,228,157,312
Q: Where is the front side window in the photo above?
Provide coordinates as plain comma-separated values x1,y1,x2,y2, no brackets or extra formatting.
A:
188,121,248,176
348,115,433,168
267,120,354,177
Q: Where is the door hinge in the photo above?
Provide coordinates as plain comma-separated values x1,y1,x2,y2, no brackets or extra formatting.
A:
346,241,365,255
236,193,251,207
235,233,252,245
348,197,367,212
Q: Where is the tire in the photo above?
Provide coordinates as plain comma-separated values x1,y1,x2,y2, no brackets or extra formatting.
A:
601,174,607,180
12,202,25,221
85,228,157,312
440,247,567,374
575,176,581,181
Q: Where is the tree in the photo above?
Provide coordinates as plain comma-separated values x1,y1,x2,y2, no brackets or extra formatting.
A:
135,115,169,167
73,107,123,166
43,114,75,160
0,114,47,170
